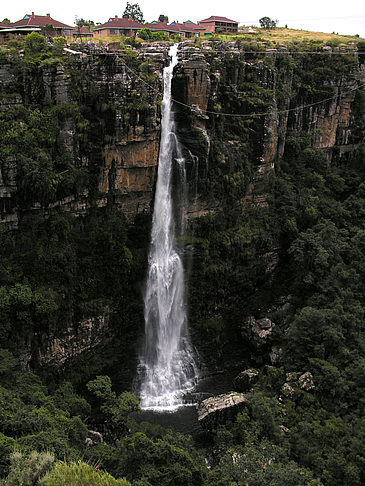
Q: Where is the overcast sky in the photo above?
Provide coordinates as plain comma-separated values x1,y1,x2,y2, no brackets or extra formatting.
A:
2,0,364,37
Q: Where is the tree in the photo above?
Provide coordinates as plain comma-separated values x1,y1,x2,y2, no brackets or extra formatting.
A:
138,28,153,40
40,24,56,38
259,16,278,29
75,17,96,31
87,376,140,441
158,14,169,23
1,18,11,24
122,2,144,23
24,31,49,55
117,430,207,486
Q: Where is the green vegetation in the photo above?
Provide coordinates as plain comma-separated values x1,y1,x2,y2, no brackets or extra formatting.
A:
42,461,131,486
137,28,180,42
204,28,363,49
3,451,55,485
0,30,364,486
122,2,144,23
259,16,278,29
75,18,97,31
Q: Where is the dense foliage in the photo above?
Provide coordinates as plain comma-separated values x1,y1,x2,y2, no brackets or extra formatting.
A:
187,132,365,484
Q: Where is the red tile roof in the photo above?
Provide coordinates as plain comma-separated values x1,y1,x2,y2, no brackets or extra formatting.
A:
170,22,205,32
94,16,144,30
12,13,73,29
73,27,93,35
182,21,206,30
144,22,179,33
199,16,238,24
142,21,204,34
0,22,10,28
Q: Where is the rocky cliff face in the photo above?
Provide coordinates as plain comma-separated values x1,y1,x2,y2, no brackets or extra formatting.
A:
0,44,170,226
174,42,364,211
0,41,363,371
0,41,363,227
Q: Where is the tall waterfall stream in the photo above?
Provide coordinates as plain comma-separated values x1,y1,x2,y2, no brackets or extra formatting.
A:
136,44,199,411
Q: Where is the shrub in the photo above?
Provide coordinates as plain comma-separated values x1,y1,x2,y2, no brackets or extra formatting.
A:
41,461,131,485
4,450,55,485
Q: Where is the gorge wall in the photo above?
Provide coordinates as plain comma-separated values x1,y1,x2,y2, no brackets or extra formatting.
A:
173,42,364,212
1,38,365,486
0,39,364,373
1,41,363,227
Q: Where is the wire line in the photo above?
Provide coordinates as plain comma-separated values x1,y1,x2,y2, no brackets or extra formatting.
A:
118,54,363,119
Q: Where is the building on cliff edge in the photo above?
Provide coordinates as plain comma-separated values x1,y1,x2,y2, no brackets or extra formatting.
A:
198,15,239,34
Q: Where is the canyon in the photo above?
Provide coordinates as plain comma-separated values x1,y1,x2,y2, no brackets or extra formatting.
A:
0,38,363,375
1,41,363,227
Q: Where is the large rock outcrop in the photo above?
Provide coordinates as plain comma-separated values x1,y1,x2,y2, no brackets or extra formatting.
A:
0,44,168,226
198,392,247,429
174,42,364,212
20,313,107,370
233,368,260,392
241,316,275,351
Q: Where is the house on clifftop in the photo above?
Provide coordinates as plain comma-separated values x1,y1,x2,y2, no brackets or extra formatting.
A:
72,27,94,39
198,16,238,34
11,12,74,38
169,21,206,38
92,16,144,37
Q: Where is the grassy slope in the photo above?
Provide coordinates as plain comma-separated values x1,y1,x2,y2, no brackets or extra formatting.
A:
241,27,363,45
87,27,364,50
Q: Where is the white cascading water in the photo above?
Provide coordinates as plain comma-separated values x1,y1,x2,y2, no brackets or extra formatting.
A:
136,44,199,411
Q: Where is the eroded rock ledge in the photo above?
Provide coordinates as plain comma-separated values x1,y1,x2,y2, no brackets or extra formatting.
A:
198,392,247,429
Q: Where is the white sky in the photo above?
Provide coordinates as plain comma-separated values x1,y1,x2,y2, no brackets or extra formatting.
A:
2,1,364,37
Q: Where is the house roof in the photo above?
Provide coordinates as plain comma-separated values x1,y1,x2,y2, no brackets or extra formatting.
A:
12,13,73,29
169,22,205,33
0,22,10,28
144,21,179,33
73,27,93,35
199,16,238,24
182,21,206,31
93,16,144,30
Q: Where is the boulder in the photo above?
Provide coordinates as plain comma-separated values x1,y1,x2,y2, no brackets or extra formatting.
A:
298,371,315,391
85,430,103,447
281,382,300,400
198,392,247,430
242,316,275,351
280,371,315,401
269,346,283,364
233,368,260,392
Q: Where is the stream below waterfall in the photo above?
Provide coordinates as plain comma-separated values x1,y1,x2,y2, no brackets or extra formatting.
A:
135,362,246,436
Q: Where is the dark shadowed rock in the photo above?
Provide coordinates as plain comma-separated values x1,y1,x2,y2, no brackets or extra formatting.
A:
280,371,315,401
298,371,315,391
198,392,247,430
269,345,283,364
233,368,260,392
85,430,103,446
242,316,275,351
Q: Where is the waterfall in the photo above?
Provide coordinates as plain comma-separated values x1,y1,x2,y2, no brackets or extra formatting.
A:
136,44,199,411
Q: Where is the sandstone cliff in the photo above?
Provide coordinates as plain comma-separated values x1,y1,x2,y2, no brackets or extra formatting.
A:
1,41,363,227
173,41,364,211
